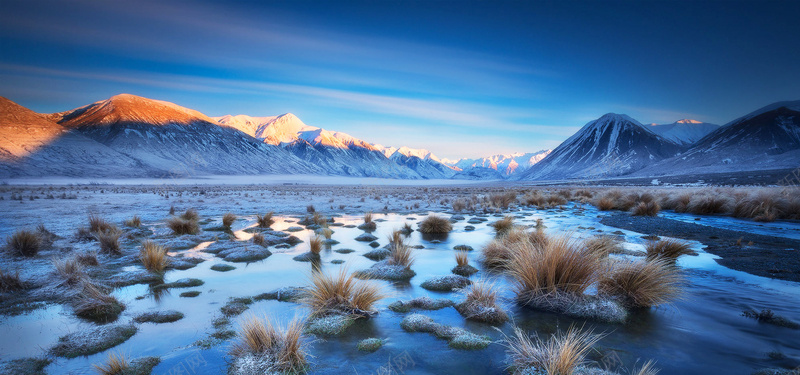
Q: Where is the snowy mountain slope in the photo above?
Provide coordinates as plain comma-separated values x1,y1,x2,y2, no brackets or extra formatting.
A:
451,167,504,180
648,119,719,145
51,95,320,176
636,102,800,176
445,150,552,177
214,113,422,179
0,96,155,178
517,113,683,180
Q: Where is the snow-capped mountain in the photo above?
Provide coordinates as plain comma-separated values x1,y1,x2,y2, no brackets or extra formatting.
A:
0,96,152,177
517,113,683,180
648,119,719,145
214,113,422,179
50,94,319,177
444,151,552,177
636,101,800,176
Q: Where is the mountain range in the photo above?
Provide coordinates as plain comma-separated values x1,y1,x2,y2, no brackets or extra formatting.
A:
0,93,797,182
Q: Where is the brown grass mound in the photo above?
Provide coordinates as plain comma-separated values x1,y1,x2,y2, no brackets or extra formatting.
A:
139,240,168,273
584,235,622,257
456,279,508,324
89,214,114,233
689,195,730,215
631,200,661,216
505,325,602,375
309,236,323,255
491,216,515,236
419,215,453,234
74,281,125,322
304,268,385,317
598,258,683,309
95,229,122,255
489,192,517,209
231,316,308,374
0,269,24,292
222,212,237,228
482,228,548,268
93,351,129,375
455,251,469,267
124,215,141,228
6,229,41,256
645,239,695,261
180,209,199,222
257,212,275,228
167,217,199,235
53,257,87,286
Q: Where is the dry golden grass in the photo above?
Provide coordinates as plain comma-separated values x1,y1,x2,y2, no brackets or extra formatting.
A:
6,229,41,256
309,236,323,255
489,192,517,209
89,214,114,233
491,216,515,236
167,217,199,235
257,212,275,228
93,351,129,375
312,212,326,225
419,215,452,234
222,212,237,228
387,236,414,268
734,192,786,222
53,257,87,285
0,268,24,292
688,195,730,215
583,235,621,257
231,316,308,374
76,251,99,266
596,197,616,211
508,234,601,300
305,268,385,317
252,233,265,246
633,360,660,375
458,279,508,324
124,215,141,228
505,325,602,375
320,228,333,239
455,251,469,267
180,209,199,221
95,229,122,255
631,200,661,216
645,239,695,261
139,240,168,273
74,281,124,322
364,212,373,223
481,228,547,268
598,258,682,309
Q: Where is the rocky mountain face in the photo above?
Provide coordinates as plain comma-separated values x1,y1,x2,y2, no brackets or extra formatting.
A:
648,119,719,145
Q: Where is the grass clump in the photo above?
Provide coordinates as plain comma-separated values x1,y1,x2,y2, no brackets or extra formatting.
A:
305,268,385,318
632,200,661,216
482,228,548,269
6,229,41,257
74,282,125,322
505,325,602,375
0,268,24,292
387,231,414,268
309,236,323,255
598,258,683,309
133,310,184,324
222,212,237,229
51,324,137,358
491,216,514,236
252,233,265,246
53,257,87,286
419,214,453,234
95,229,122,255
452,251,478,276
139,241,168,273
167,217,199,235
89,214,114,233
124,215,141,228
645,239,695,261
359,212,377,231
455,279,508,324
230,316,308,374
256,212,275,228
584,235,623,257
93,351,128,375
180,209,199,221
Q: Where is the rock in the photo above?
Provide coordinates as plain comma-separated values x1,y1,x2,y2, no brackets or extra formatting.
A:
522,293,628,323
334,248,355,254
464,226,476,231
354,261,416,281
467,218,483,224
357,222,377,231
453,245,473,251
331,259,345,264
179,291,201,298
218,246,271,263
210,264,236,272
253,287,308,303
293,252,320,262
450,215,465,221
455,301,508,324
369,241,380,248
167,257,205,270
451,264,479,277
286,226,304,232
421,275,472,292
363,248,391,261
152,278,204,291
400,314,490,350
355,233,378,242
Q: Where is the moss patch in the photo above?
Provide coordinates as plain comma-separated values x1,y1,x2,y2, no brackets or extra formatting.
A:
51,324,137,358
133,310,184,324
357,338,384,353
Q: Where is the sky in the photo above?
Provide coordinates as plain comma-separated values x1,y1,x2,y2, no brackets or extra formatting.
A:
0,0,798,160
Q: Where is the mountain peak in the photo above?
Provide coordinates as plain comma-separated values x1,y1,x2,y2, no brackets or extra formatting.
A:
675,119,702,124
58,94,213,128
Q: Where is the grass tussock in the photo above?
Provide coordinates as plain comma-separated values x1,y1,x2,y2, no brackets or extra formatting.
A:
688,195,730,215
95,229,122,255
364,212,373,223
93,351,128,375
180,209,200,222
252,233,265,246
305,268,385,317
419,215,453,234
584,235,622,257
0,268,24,292
632,360,660,375
482,228,548,268
508,234,601,300
231,316,307,374
645,239,695,261
457,279,508,324
74,281,125,322
76,251,99,266
455,251,469,267
222,212,237,228
598,258,683,309
320,228,333,239
631,200,661,216
124,215,141,228
488,192,517,209
312,212,326,226
387,232,414,268
167,217,199,235
139,241,168,273
53,257,87,286
89,214,114,233
505,325,602,375
6,229,41,256
257,212,275,228
491,216,515,236
309,236,323,255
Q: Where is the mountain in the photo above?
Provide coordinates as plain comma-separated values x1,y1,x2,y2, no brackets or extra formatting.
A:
648,119,719,145
445,150,552,177
384,146,457,179
517,113,683,180
49,94,318,177
636,101,800,176
214,113,420,179
0,96,152,177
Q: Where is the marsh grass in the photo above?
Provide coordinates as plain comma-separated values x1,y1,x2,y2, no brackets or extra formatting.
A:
455,251,469,267
489,192,517,209
93,351,129,375
167,217,199,235
6,229,41,256
387,232,414,268
505,325,602,375
584,235,622,257
482,228,543,268
222,213,237,228
231,316,308,374
95,229,122,255
309,236,323,255
53,257,87,286
257,212,275,228
645,239,695,261
139,241,168,273
491,216,514,236
253,233,265,246
180,209,199,222
457,279,508,324
305,268,385,317
124,215,141,228
598,258,682,309
76,251,99,266
419,215,453,234
74,281,125,322
632,200,661,216
632,360,660,375
0,268,24,292
89,214,114,233
689,195,730,215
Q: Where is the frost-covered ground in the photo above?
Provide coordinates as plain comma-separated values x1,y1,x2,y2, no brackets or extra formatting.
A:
1,181,799,374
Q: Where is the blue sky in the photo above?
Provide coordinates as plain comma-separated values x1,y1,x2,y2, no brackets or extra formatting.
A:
1,0,798,159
